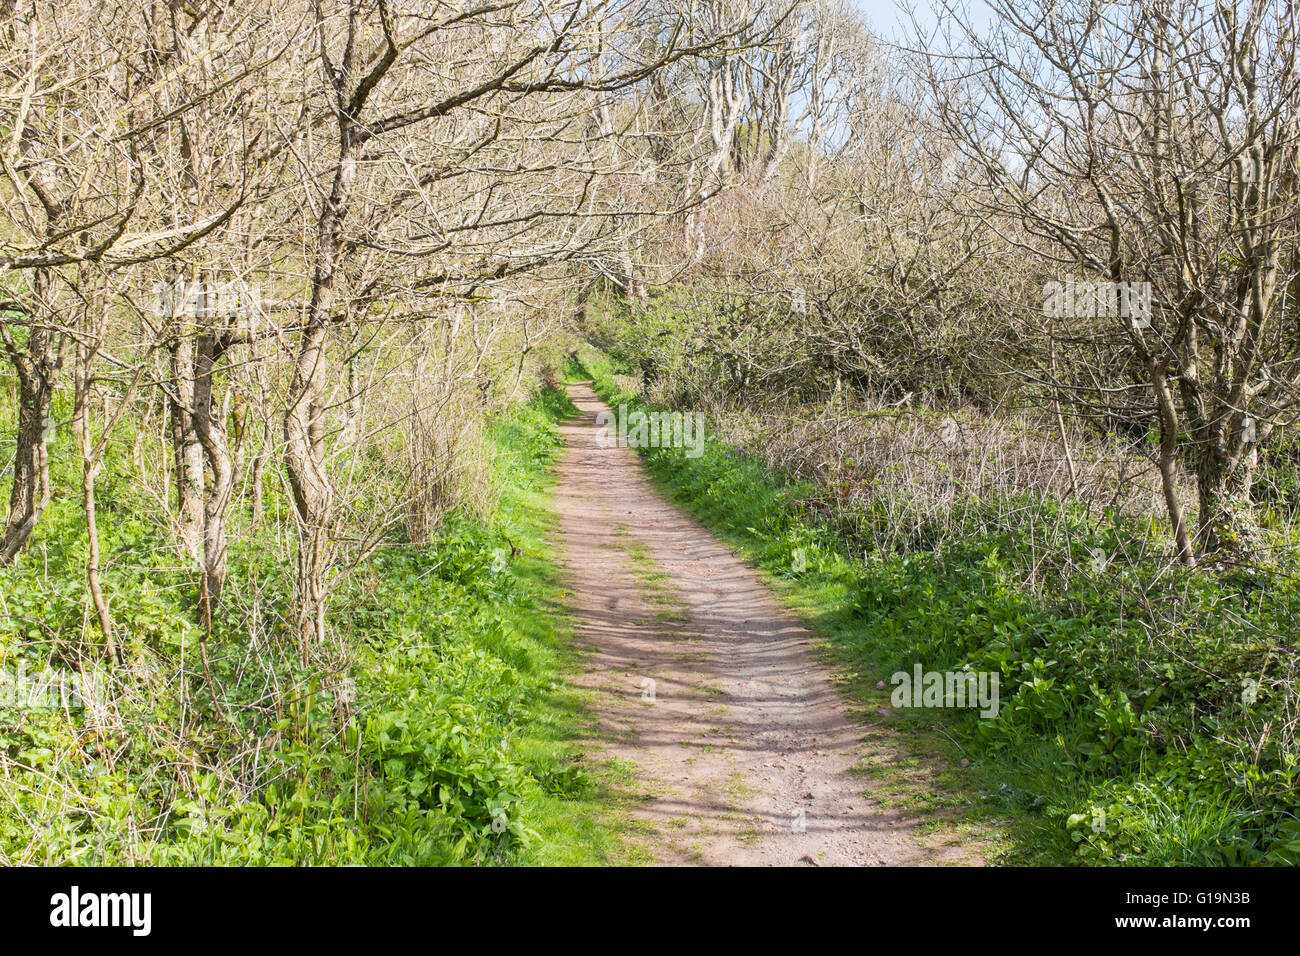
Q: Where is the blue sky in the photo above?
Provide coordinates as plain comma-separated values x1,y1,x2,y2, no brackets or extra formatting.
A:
850,0,921,32
849,0,994,42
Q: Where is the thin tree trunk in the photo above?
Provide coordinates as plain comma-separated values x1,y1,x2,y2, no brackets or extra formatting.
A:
169,335,205,566
250,417,272,526
73,334,116,658
285,132,357,657
1152,363,1195,566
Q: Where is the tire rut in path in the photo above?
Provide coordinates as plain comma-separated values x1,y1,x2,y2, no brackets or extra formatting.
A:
554,382,934,866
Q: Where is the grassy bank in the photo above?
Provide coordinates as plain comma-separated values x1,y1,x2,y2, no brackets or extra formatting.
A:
0,385,640,865
574,351,1300,866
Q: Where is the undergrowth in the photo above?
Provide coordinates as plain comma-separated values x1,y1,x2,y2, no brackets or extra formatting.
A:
574,350,1300,866
0,385,639,865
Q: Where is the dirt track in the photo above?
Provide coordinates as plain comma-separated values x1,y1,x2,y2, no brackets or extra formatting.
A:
554,382,939,866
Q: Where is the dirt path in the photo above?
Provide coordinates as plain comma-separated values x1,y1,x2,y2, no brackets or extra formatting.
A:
554,382,938,866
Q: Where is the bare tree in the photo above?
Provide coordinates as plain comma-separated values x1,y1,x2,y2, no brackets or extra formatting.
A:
0,0,240,565
919,0,1300,562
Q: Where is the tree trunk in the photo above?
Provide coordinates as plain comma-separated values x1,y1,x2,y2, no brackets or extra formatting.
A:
1151,363,1195,566
73,337,116,658
250,418,272,526
284,132,357,656
168,336,206,567
192,332,235,614
1192,415,1258,557
0,269,60,564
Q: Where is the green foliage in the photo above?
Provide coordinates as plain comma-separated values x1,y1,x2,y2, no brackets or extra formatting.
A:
578,353,1300,866
0,385,635,865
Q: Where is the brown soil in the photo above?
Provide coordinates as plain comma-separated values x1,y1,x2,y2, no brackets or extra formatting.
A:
554,382,968,866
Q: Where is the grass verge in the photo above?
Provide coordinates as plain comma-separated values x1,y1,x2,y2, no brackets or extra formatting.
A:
572,350,1300,866
0,385,645,865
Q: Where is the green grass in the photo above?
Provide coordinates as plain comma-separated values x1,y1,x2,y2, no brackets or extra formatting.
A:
479,389,652,865
0,383,647,865
572,349,1300,866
